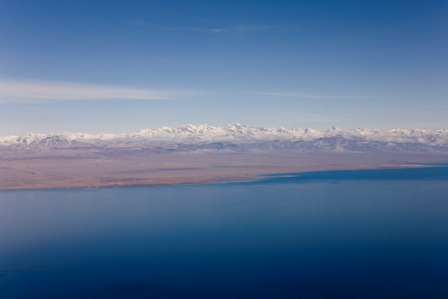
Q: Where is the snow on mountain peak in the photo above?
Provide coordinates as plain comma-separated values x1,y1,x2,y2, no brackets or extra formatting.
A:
328,125,341,132
1,124,447,152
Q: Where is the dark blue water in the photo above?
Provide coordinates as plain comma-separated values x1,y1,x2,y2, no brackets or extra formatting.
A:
1,167,447,298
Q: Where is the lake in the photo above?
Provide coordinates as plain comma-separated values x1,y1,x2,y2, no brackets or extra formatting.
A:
1,167,447,298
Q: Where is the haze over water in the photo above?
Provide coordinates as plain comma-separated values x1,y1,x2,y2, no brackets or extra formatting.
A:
1,167,447,298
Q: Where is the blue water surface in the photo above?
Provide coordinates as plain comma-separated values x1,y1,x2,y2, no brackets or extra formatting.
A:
0,167,447,298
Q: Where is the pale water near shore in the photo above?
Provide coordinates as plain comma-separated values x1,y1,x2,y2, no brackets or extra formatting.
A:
0,167,447,298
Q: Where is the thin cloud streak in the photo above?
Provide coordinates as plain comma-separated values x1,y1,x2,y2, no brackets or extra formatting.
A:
0,80,184,102
251,92,372,100
189,24,277,34
127,21,278,34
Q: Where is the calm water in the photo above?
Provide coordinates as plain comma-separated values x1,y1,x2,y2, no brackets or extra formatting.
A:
1,167,447,298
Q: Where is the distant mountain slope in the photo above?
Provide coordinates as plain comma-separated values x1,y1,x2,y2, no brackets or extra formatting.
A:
1,124,448,153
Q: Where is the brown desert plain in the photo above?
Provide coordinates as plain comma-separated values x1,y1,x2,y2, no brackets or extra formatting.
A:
1,147,447,190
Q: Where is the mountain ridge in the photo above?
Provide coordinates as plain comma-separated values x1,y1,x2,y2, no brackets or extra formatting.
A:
1,124,448,152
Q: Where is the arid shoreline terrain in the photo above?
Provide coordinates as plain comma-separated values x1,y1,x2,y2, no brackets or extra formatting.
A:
1,148,447,191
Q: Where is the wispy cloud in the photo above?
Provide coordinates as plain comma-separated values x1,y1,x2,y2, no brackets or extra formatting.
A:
126,21,277,35
189,24,277,34
0,80,185,102
250,91,371,100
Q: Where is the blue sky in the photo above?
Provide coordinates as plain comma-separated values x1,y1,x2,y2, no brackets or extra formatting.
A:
0,0,447,134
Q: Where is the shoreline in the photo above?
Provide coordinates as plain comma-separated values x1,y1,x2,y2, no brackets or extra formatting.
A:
1,163,446,192
1,149,447,192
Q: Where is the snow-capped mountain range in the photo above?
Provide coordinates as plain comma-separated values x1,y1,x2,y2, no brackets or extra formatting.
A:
1,124,448,153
